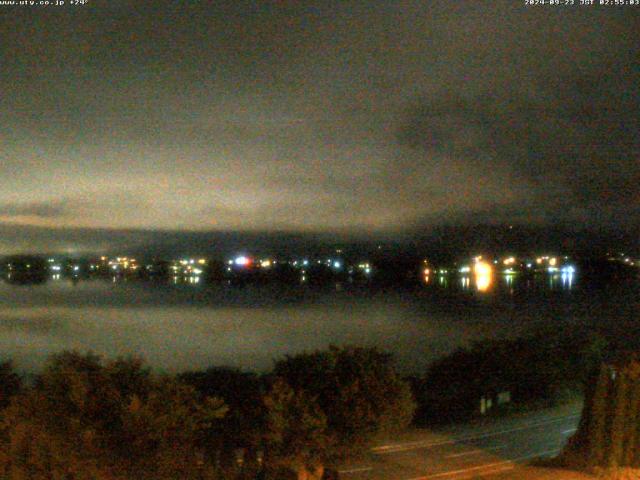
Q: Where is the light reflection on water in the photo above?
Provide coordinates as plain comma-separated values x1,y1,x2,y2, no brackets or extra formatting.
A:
434,269,576,294
562,272,574,289
0,274,637,376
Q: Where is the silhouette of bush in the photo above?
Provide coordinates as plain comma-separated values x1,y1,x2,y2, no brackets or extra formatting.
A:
0,351,227,479
273,345,416,455
262,377,332,479
180,367,264,452
0,361,21,410
417,330,606,423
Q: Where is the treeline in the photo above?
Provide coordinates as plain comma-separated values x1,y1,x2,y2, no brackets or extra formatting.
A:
0,347,415,480
411,329,607,424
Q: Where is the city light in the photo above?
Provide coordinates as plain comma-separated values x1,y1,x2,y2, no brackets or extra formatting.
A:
503,257,516,266
0,246,594,292
473,260,491,275
473,260,493,292
108,256,139,274
234,256,251,266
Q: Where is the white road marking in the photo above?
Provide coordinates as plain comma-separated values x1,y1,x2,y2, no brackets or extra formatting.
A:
406,449,560,480
338,466,373,474
445,449,484,458
373,414,579,454
445,445,505,458
463,464,515,479
440,464,515,480
408,460,515,479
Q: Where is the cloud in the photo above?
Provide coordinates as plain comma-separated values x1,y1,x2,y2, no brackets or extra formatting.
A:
396,50,640,227
0,200,67,219
0,1,638,235
0,190,158,231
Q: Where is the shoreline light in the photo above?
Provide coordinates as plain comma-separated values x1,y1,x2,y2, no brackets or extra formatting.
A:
234,256,251,266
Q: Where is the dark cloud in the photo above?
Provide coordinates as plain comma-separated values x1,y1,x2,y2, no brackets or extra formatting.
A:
0,201,67,219
397,51,640,225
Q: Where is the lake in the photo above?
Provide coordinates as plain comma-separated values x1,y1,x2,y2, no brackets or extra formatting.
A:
1,272,638,375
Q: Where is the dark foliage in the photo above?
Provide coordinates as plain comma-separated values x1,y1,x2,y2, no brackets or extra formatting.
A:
0,361,21,410
416,330,606,423
0,352,226,479
179,367,264,450
274,345,416,454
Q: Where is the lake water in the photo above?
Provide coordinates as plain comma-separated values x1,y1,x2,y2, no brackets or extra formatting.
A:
1,273,638,375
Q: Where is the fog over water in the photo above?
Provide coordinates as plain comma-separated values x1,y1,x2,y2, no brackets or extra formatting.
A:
1,275,638,375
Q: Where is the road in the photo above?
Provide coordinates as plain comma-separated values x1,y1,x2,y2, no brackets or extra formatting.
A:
338,403,583,480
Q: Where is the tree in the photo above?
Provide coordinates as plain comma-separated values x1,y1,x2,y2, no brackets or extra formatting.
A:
563,356,640,471
120,376,227,479
179,366,264,450
0,351,227,479
609,368,629,468
0,361,21,409
274,346,416,454
622,363,640,466
419,330,608,424
263,378,331,480
589,364,613,467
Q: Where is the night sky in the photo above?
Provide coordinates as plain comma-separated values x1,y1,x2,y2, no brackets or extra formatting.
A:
1,1,639,253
